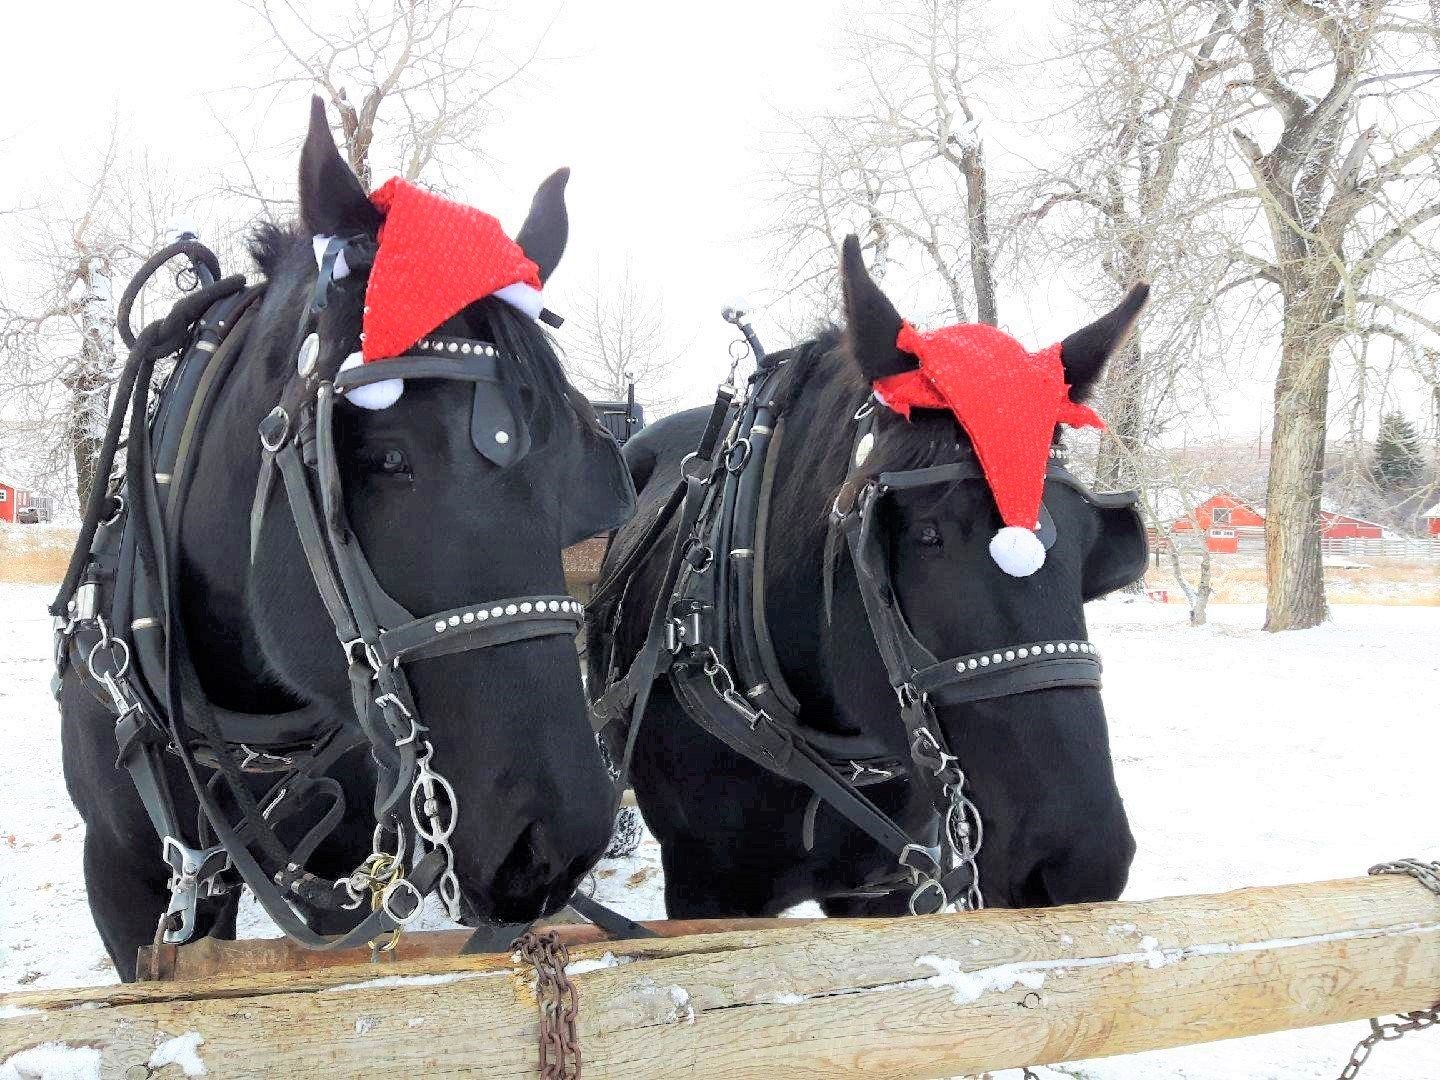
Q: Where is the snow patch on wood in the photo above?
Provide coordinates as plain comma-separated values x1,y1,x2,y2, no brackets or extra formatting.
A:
148,1031,207,1076
1,1041,102,1080
323,971,504,993
916,955,1047,1004
565,951,632,976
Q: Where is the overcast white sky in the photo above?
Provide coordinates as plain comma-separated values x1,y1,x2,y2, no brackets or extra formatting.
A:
0,0,1115,407
1,0,1426,443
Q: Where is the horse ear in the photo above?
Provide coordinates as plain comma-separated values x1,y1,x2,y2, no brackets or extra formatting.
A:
514,167,570,285
299,96,382,237
840,234,914,381
1059,283,1150,401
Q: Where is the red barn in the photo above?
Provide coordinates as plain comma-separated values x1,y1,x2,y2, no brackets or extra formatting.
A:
1318,510,1385,540
1169,492,1266,553
1424,502,1440,538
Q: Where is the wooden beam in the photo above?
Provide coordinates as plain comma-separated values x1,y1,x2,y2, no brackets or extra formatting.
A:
135,918,805,982
3,876,1437,1079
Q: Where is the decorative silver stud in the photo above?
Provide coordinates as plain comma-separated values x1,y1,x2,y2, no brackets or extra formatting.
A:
1044,643,1055,654
433,620,447,633
505,604,518,615
1004,650,1015,661
490,606,503,618
477,610,489,621
296,332,321,376
495,430,510,445
448,342,459,353
854,431,875,467
1018,647,1029,658
979,656,990,666
991,653,1003,664
462,612,474,624
461,342,472,354
448,615,461,627
520,602,533,613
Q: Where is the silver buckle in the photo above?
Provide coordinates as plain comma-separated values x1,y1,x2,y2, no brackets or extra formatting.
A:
160,837,231,944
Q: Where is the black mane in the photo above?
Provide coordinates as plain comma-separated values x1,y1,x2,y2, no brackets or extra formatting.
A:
247,221,305,280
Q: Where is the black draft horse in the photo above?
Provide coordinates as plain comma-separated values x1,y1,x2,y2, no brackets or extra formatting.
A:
592,237,1145,919
60,104,619,979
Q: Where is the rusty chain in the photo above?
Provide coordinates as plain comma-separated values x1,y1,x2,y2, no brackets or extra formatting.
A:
514,929,581,1079
1334,859,1440,1080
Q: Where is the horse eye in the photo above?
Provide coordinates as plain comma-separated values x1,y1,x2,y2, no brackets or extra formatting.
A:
916,521,943,547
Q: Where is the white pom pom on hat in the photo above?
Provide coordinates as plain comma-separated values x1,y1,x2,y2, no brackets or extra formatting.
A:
989,525,1046,577
339,352,404,411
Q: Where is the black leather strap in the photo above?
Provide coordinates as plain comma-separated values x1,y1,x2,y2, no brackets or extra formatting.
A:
378,597,583,664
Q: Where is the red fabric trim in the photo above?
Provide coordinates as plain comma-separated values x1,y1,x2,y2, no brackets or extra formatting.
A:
362,178,541,362
873,321,1104,532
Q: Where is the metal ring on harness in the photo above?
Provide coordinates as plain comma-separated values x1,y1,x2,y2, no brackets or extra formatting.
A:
380,877,425,922
259,406,290,452
724,437,752,474
680,451,712,485
907,877,947,916
86,635,131,683
100,493,126,527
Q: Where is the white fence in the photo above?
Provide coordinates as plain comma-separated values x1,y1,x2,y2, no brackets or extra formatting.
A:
1321,536,1440,560
1162,532,1440,560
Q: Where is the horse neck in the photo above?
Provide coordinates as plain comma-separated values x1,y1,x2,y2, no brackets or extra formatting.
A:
763,350,867,716
176,289,338,711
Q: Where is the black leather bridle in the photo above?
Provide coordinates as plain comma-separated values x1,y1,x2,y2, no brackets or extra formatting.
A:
54,238,611,950
590,322,1146,916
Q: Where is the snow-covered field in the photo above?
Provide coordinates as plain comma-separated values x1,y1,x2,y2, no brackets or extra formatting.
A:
2,580,1437,1078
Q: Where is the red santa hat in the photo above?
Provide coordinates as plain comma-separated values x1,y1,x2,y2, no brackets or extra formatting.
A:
358,177,543,363
872,321,1105,577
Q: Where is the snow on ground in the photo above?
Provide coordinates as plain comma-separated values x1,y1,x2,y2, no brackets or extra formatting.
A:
2,580,1438,1078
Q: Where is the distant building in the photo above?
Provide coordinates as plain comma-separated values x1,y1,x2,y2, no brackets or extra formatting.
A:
1424,502,1440,538
1168,494,1395,552
1168,492,1266,553
1316,509,1386,540
0,476,53,524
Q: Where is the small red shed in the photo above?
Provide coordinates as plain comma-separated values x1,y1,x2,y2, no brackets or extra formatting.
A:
0,476,49,524
1424,502,1440,538
0,476,20,524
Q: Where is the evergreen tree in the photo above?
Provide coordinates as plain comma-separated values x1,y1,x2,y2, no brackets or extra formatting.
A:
1372,412,1425,492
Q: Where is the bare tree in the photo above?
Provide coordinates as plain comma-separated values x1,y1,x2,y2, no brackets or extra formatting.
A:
1210,0,1440,630
763,0,1005,326
0,134,195,507
237,0,555,190
1029,3,1241,490
561,258,684,408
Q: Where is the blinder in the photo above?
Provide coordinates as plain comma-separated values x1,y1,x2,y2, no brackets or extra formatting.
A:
332,339,532,467
1041,472,1148,600
555,388,636,550
559,412,636,548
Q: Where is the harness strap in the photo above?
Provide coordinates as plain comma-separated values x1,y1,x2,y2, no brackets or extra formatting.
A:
378,598,584,665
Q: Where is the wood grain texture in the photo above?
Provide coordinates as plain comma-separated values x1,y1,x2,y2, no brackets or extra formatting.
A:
135,917,804,981
3,876,1437,1079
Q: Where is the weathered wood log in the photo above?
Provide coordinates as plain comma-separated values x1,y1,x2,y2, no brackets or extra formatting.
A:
3,876,1437,1079
135,918,804,982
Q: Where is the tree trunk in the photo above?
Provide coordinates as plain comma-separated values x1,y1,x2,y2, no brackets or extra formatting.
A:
1094,335,1144,490
1264,284,1338,631
961,145,998,326
68,260,117,507
1191,547,1211,627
